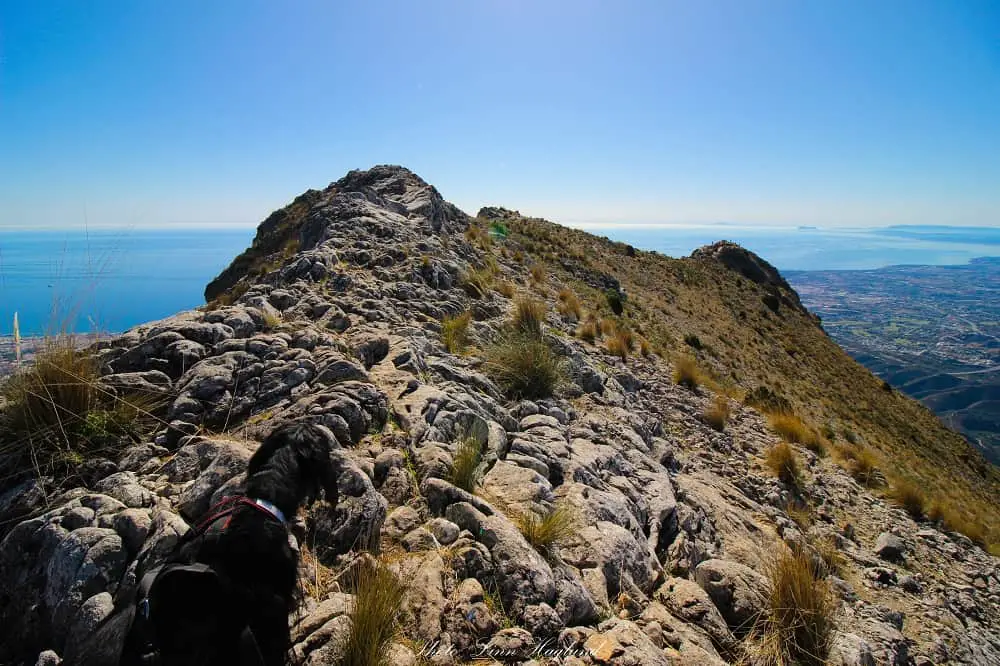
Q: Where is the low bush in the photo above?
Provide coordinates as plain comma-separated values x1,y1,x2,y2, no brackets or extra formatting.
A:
440,311,472,353
673,355,700,389
605,289,625,315
336,559,407,666
684,333,703,350
703,395,730,432
766,442,800,487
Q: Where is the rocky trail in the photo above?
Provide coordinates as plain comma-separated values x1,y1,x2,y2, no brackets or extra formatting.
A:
0,166,997,665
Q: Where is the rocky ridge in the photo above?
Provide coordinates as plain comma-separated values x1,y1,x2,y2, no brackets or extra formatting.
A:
0,165,998,665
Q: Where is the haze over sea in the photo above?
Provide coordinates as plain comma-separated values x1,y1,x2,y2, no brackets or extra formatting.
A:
1,224,998,336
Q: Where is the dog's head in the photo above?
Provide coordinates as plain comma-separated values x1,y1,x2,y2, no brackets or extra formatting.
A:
245,422,340,517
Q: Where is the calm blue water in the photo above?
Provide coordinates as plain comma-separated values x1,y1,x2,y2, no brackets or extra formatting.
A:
1,224,997,334
0,228,253,335
583,224,1000,272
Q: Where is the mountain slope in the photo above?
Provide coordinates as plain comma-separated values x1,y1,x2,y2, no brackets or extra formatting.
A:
1,166,998,665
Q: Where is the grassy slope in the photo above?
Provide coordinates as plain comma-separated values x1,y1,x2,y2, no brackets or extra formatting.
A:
492,212,999,542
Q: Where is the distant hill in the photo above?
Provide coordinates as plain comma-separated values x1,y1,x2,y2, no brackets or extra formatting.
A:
787,259,1000,464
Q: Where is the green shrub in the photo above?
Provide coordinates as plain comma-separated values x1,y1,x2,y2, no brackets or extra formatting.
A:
336,559,407,666
605,289,625,315
441,311,472,353
484,334,565,400
684,333,703,350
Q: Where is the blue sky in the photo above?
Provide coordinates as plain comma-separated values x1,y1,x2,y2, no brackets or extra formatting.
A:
1,0,998,229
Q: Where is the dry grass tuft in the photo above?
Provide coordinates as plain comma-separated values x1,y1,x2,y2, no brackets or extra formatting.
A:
462,265,494,298
673,355,701,389
889,477,926,520
556,287,582,320
529,262,547,285
514,502,578,556
335,558,408,666
835,444,879,486
605,326,635,361
769,414,824,455
262,310,283,331
440,311,472,354
484,334,565,400
766,442,800,487
449,436,483,493
577,319,598,342
638,337,651,356
512,298,546,338
748,548,836,666
495,280,516,298
703,395,731,432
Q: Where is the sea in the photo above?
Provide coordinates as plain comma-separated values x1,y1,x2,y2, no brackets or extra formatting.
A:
0,224,998,335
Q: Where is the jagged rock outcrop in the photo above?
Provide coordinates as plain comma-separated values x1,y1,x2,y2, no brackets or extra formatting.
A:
1,166,998,665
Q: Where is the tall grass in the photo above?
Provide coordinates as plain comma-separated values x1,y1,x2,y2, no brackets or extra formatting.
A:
556,288,582,321
889,477,926,520
441,311,472,353
769,414,824,454
512,298,546,338
514,502,578,556
673,355,701,389
749,548,835,666
484,334,564,400
1,338,165,476
449,436,483,492
766,442,800,487
336,559,407,666
703,395,731,432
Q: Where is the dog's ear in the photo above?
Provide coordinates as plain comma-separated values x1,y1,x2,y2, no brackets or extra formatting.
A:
248,425,291,479
301,424,340,511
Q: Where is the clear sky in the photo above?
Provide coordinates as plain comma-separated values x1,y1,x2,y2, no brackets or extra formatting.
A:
1,0,998,229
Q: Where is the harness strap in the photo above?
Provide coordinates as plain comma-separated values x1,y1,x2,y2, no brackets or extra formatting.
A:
196,495,286,533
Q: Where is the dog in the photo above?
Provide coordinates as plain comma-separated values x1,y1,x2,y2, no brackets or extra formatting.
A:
68,422,339,666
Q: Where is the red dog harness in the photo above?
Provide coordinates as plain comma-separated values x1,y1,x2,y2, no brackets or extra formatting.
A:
195,495,287,534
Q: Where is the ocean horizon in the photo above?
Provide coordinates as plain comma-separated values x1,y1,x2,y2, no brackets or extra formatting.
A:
1,223,997,335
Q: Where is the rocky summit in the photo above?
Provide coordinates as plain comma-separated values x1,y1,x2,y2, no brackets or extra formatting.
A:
1,165,999,665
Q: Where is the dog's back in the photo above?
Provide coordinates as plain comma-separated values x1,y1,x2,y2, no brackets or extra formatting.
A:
67,422,339,666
